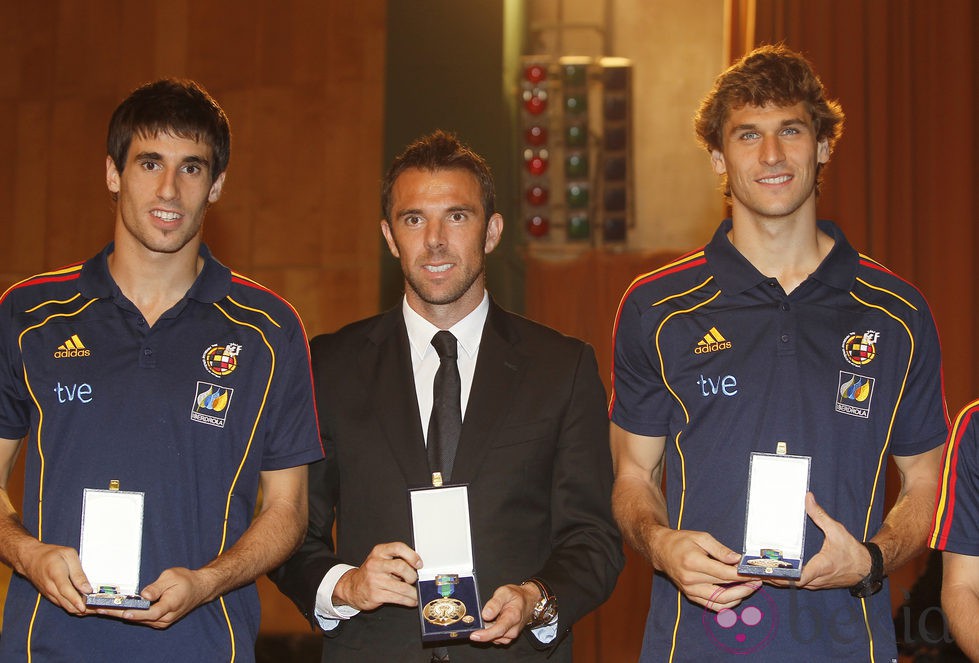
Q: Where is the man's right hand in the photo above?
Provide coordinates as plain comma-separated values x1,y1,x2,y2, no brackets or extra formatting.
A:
610,426,759,612
19,540,92,615
333,541,422,611
649,527,759,611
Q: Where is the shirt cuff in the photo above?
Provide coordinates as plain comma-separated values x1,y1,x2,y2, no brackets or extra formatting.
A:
530,615,559,643
314,564,360,630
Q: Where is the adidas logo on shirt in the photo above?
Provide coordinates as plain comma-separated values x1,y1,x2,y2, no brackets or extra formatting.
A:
54,334,91,358
694,327,732,354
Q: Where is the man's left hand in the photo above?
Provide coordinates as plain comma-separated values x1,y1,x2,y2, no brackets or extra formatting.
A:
101,567,215,628
469,582,539,645
787,492,872,590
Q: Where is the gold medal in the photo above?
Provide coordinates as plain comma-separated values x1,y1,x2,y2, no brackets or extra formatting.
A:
423,597,467,626
746,558,792,568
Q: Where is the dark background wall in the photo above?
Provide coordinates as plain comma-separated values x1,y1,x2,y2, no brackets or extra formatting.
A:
382,0,523,313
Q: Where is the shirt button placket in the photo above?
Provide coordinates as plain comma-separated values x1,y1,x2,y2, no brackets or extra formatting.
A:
140,344,156,368
777,298,795,354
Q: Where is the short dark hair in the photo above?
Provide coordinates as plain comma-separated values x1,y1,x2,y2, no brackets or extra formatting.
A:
695,44,845,155
107,78,231,183
381,130,495,221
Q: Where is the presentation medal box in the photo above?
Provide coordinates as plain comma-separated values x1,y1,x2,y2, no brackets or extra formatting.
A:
738,450,811,579
79,484,151,609
410,484,483,641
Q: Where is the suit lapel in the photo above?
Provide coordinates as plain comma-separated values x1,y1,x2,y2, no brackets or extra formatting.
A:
364,308,432,487
451,302,524,483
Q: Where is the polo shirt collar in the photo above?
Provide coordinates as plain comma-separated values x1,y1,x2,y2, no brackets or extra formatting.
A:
77,242,232,304
705,218,858,295
185,244,232,303
808,219,858,291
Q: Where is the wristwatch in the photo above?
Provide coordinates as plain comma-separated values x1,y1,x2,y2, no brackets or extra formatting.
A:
522,577,558,628
849,541,884,598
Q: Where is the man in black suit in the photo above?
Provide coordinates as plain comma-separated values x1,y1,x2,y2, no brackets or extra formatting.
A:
271,131,622,662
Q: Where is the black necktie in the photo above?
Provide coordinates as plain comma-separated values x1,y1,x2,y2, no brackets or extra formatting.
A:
427,330,462,484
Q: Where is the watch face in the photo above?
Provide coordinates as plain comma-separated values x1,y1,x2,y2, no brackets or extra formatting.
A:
529,596,558,628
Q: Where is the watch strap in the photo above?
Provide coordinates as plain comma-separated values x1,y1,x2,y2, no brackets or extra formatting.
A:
849,541,884,598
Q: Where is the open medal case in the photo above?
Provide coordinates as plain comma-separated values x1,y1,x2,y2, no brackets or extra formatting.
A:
737,451,811,579
409,484,483,641
79,486,151,609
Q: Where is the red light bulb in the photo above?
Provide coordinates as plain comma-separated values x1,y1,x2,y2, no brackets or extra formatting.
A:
527,156,547,175
524,93,547,115
524,64,547,83
525,125,547,146
526,185,548,206
526,215,550,237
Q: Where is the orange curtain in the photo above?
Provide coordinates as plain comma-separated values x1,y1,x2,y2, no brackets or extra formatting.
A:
726,0,756,63
744,0,979,414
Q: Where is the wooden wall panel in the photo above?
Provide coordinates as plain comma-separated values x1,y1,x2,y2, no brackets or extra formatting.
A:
0,0,386,637
0,101,15,268
0,0,385,337
12,102,53,274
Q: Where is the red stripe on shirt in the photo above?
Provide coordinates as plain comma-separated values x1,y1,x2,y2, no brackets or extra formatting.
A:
0,267,83,305
934,403,979,548
608,252,706,415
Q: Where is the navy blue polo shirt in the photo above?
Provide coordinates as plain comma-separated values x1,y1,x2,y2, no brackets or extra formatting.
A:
0,244,323,662
932,399,979,554
611,219,947,662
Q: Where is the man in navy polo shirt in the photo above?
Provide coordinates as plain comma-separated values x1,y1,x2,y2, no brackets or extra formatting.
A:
0,79,323,661
931,400,979,659
610,45,948,661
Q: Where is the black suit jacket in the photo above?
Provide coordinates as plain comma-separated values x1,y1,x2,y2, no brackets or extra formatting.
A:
271,302,622,662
